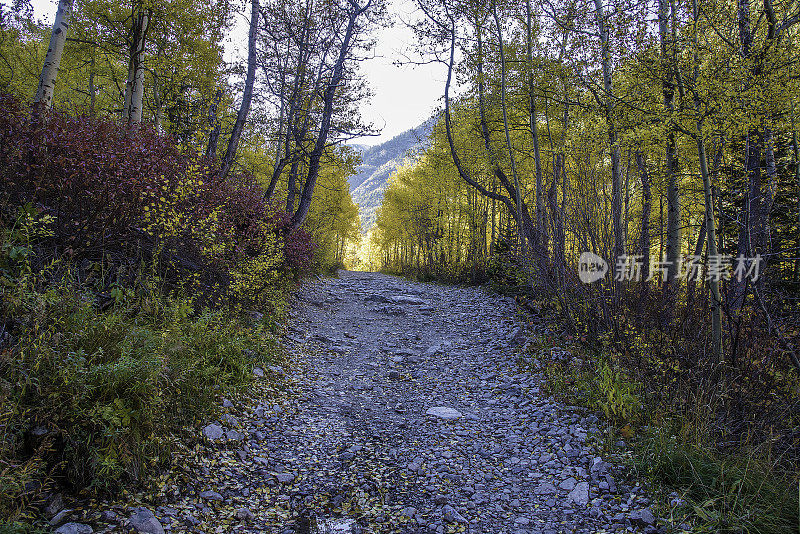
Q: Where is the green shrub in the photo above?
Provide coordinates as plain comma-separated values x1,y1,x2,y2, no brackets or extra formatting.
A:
1,281,278,507
538,340,798,533
0,208,285,521
542,349,642,426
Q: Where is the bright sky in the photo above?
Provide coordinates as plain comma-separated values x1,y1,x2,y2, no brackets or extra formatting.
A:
26,0,443,147
352,0,443,145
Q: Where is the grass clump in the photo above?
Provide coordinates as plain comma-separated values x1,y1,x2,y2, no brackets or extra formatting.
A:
636,427,798,533
533,336,799,534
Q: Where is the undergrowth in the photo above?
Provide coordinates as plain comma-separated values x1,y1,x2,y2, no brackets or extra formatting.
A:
0,140,292,525
530,334,799,533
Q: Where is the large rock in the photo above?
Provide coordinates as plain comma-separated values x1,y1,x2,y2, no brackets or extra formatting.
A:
55,523,93,534
426,406,462,420
390,295,427,305
129,507,164,534
441,504,468,524
559,477,577,491
202,423,224,441
567,482,590,506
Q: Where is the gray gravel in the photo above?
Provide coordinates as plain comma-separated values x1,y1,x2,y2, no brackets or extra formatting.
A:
259,271,661,533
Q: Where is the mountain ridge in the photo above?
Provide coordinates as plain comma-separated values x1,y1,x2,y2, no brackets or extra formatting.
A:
349,118,435,231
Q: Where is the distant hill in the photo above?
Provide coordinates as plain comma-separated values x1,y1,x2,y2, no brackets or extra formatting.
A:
349,118,435,231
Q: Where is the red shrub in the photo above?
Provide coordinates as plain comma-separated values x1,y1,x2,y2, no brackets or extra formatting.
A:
0,93,313,289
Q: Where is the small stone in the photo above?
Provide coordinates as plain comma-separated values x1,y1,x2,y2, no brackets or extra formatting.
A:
225,429,244,441
49,508,73,526
253,367,265,378
100,510,119,522
129,507,165,534
426,406,462,420
55,523,93,534
31,425,49,437
274,472,295,483
424,344,442,357
43,493,64,518
202,423,224,441
318,518,357,532
200,490,224,501
534,482,557,495
221,414,238,426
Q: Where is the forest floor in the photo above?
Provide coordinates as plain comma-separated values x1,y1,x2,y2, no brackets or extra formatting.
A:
67,271,663,534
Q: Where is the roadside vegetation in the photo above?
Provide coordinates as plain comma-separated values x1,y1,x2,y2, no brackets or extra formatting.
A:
0,0,365,527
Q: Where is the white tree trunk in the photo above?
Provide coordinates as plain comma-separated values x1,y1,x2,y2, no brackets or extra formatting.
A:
123,9,150,125
33,0,75,110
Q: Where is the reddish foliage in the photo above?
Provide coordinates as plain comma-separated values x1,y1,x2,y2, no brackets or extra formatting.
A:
0,93,313,281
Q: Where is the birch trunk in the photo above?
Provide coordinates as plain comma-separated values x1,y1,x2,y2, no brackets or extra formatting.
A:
206,89,222,160
33,0,75,111
686,0,722,359
593,0,624,265
636,151,651,287
525,0,547,261
123,8,150,125
660,0,681,292
492,3,526,256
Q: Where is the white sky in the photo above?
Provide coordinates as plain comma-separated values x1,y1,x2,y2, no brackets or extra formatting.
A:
26,0,443,147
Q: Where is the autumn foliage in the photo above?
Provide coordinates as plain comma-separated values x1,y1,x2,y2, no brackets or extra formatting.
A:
0,93,313,301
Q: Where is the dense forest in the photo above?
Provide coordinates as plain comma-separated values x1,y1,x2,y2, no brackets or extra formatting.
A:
1,0,800,531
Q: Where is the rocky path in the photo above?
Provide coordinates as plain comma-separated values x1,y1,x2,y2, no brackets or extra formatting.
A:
71,271,661,534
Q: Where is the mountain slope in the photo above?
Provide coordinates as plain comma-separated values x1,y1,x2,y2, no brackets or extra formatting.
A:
349,118,434,230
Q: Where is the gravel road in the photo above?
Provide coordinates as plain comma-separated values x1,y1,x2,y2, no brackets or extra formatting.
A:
72,271,661,534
